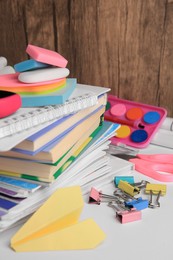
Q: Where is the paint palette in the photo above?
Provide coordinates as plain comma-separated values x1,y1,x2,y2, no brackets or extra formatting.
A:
104,95,167,148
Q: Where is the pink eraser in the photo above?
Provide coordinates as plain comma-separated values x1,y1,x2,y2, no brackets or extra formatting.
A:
26,44,68,68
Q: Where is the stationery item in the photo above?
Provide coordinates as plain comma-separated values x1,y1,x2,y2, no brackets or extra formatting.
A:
145,183,167,195
160,117,173,131
150,114,173,149
0,83,109,143
0,197,18,210
104,95,167,148
116,208,142,224
118,180,140,197
88,187,117,204
21,78,76,107
0,72,66,90
0,145,119,230
11,186,105,252
125,198,149,210
112,154,173,182
14,94,107,152
0,176,41,191
0,90,21,118
108,202,142,224
114,176,134,187
0,184,33,198
0,119,102,181
18,67,70,84
0,106,105,164
0,209,6,216
0,56,7,69
26,44,68,68
0,66,15,75
151,128,173,149
145,183,166,208
14,59,50,72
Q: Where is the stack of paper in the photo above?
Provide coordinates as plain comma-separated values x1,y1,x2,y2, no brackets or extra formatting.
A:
0,82,123,232
151,117,173,149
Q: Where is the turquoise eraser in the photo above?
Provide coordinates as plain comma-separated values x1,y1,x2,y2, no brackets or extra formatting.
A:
14,59,50,72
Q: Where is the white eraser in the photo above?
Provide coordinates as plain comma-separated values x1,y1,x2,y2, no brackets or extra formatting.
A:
18,67,70,83
0,66,15,75
0,57,7,69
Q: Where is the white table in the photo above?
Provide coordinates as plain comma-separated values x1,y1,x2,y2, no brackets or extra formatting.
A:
0,144,173,260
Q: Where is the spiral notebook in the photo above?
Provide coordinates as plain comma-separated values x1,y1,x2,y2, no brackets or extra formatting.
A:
0,84,110,151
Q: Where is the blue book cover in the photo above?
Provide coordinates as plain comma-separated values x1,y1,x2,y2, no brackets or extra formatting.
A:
21,78,77,107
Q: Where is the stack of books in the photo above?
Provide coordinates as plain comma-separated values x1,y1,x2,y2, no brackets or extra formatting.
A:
0,82,121,232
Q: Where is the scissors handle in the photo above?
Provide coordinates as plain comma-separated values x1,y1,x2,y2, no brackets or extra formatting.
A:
137,154,173,164
129,158,173,182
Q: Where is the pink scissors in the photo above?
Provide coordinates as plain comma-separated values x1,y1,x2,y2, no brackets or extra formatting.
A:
114,154,173,182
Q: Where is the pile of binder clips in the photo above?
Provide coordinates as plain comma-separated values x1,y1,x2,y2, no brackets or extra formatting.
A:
88,176,167,224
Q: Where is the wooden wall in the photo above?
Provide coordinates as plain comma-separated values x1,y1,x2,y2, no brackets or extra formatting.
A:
0,0,173,116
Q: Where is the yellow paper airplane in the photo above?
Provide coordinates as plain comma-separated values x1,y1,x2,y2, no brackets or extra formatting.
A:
11,186,106,252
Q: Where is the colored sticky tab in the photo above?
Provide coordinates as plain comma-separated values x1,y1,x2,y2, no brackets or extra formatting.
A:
118,180,140,196
145,183,167,195
116,209,142,224
114,176,134,187
11,186,106,252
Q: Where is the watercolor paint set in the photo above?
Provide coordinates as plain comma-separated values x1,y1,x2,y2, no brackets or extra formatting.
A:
104,95,167,148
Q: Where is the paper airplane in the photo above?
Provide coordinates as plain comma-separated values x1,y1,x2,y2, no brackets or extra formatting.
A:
11,186,106,252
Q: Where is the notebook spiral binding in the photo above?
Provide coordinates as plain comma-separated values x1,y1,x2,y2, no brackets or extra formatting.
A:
0,93,98,139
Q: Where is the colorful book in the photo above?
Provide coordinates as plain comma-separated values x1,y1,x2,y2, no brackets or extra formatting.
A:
0,121,119,183
12,94,107,153
0,118,102,182
0,106,105,163
21,78,77,107
0,83,110,152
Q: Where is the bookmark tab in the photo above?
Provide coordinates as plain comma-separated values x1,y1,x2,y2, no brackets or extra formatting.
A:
118,180,140,197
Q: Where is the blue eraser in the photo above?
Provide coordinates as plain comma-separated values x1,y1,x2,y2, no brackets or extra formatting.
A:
14,59,50,72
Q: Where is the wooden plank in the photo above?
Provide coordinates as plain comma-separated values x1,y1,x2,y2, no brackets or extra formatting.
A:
24,0,55,50
159,3,173,116
118,0,166,106
54,0,72,69
54,0,119,94
0,0,27,66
